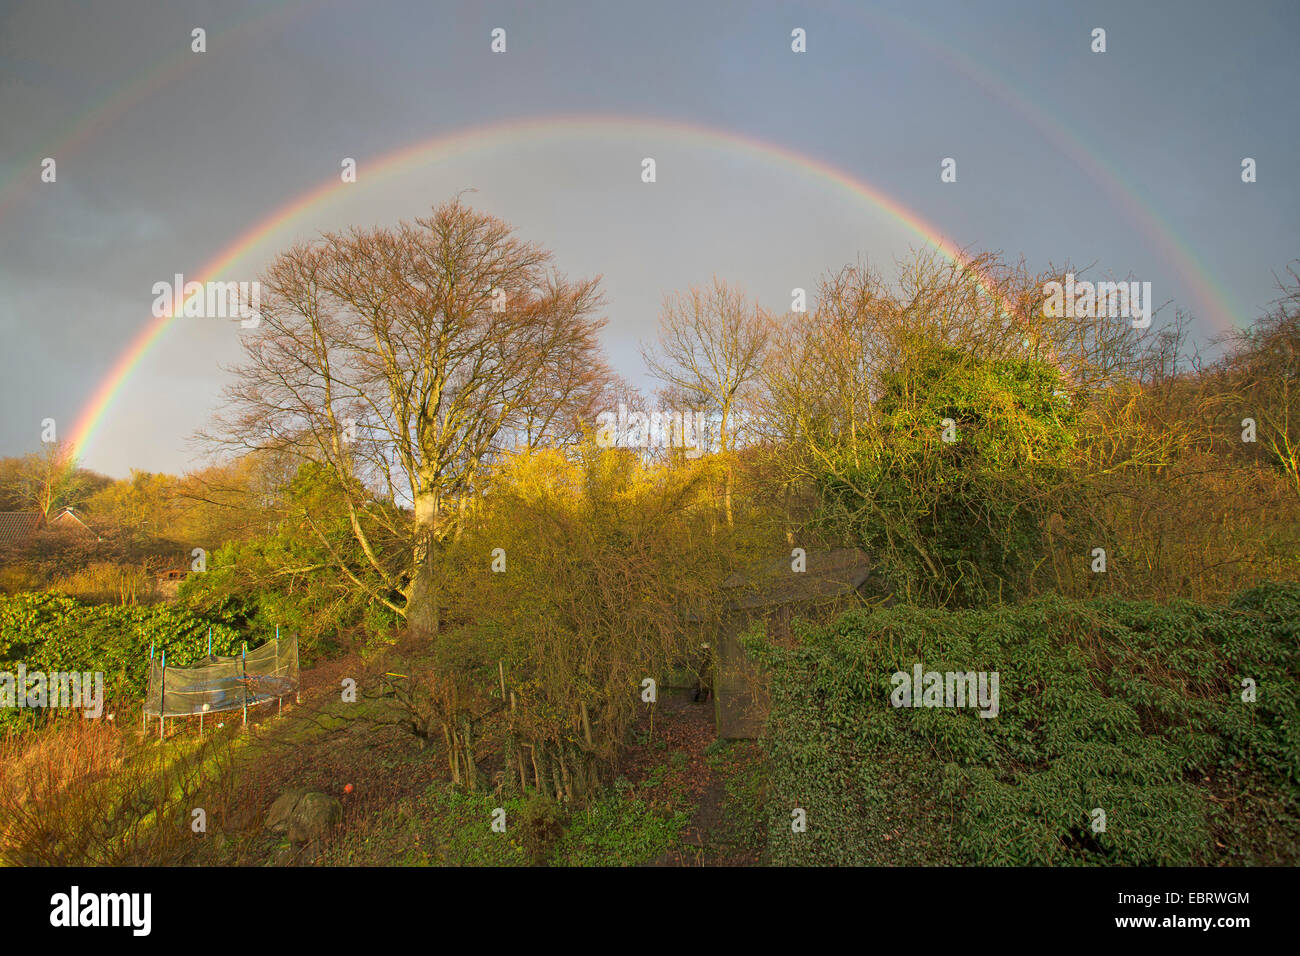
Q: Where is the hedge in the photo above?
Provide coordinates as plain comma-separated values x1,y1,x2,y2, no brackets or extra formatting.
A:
0,592,247,727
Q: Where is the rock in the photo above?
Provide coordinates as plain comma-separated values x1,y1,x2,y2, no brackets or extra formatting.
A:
265,788,309,833
286,792,343,845
266,788,344,844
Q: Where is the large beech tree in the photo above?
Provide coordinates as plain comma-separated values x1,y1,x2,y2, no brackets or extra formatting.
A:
212,200,612,635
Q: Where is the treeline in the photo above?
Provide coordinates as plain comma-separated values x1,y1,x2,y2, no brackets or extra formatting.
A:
2,199,1297,802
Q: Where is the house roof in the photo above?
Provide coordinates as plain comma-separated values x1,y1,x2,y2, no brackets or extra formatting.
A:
720,547,875,611
49,507,98,538
0,512,43,549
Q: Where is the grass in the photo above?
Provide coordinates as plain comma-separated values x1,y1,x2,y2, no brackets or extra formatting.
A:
318,783,692,867
553,794,692,866
2,649,773,867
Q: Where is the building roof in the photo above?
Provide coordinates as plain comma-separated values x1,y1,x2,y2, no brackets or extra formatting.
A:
49,507,98,538
0,512,43,549
720,547,875,611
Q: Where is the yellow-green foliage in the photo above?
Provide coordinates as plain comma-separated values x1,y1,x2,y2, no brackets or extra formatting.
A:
440,444,730,780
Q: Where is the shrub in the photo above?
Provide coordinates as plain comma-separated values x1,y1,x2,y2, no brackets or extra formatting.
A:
0,714,244,865
51,562,159,606
814,338,1078,607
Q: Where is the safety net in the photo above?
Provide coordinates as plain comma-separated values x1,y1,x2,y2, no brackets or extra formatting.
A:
143,634,298,717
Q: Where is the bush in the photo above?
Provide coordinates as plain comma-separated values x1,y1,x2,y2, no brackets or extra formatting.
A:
0,713,245,865
178,533,399,663
815,339,1077,607
758,582,1300,865
51,562,159,606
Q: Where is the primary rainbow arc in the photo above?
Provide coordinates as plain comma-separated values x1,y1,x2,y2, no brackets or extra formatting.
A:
60,114,1196,464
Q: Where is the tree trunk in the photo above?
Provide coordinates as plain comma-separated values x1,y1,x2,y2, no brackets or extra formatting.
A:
720,415,734,527
407,489,440,639
724,461,734,528
579,702,593,748
461,716,479,791
558,750,574,803
405,563,439,638
443,723,460,786
534,746,552,799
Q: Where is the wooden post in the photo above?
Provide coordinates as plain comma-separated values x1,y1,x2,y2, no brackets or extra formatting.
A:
242,642,248,727
498,660,506,701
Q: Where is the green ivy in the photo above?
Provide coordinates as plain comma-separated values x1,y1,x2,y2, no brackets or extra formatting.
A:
815,341,1078,606
0,591,246,728
758,582,1300,865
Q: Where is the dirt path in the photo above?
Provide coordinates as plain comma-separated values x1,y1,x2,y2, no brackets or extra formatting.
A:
623,691,764,866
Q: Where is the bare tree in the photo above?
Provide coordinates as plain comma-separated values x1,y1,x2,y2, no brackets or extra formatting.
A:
1218,264,1300,499
639,278,771,524
209,200,609,637
0,442,94,520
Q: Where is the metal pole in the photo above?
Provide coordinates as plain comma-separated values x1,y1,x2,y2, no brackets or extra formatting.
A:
159,650,165,741
202,628,209,735
144,641,155,733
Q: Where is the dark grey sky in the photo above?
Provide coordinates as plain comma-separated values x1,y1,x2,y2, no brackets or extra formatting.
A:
2,0,1296,476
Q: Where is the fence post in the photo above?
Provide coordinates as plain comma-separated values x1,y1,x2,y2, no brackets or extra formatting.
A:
202,628,210,735
144,641,155,734
159,650,166,741
242,642,248,727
